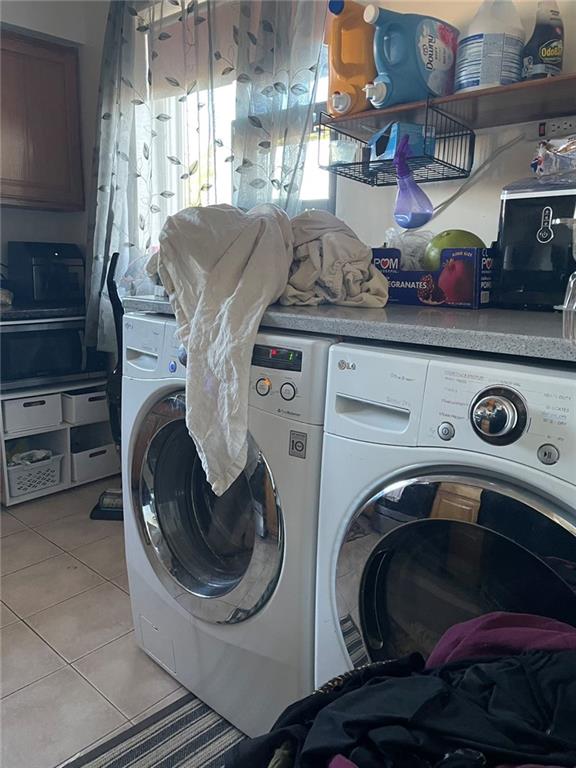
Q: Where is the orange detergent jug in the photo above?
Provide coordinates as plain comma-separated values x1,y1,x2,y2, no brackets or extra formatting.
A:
326,0,376,116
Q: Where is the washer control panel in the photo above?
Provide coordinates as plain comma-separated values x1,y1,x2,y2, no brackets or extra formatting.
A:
125,317,335,427
419,358,576,484
254,370,299,403
257,378,298,401
252,344,300,409
249,332,336,425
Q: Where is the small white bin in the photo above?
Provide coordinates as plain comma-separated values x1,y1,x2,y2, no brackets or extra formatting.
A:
71,444,120,484
63,388,108,425
7,454,64,498
2,394,62,434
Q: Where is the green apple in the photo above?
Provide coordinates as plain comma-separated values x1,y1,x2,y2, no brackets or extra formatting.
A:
423,230,486,270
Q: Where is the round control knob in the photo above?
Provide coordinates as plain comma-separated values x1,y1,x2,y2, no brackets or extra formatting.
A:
280,382,296,401
177,344,187,367
168,359,177,374
255,377,272,397
473,396,516,436
470,387,527,446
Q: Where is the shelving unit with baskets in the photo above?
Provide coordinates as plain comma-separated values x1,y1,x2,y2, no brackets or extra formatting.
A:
318,74,576,187
0,379,120,506
319,103,475,187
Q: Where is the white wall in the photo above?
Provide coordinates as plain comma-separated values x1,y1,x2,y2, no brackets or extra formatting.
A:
336,0,576,247
0,0,110,261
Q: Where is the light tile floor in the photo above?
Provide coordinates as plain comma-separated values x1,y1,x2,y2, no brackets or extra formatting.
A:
1,479,186,768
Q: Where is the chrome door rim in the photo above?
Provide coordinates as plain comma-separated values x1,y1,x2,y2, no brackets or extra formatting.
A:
335,467,576,666
131,391,284,625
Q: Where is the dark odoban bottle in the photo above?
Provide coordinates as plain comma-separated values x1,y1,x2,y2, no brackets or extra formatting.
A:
522,0,564,80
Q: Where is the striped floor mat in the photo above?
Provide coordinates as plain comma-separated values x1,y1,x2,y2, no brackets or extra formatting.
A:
340,613,370,667
64,694,245,768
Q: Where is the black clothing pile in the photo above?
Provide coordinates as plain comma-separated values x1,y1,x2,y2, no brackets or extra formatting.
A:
227,650,576,768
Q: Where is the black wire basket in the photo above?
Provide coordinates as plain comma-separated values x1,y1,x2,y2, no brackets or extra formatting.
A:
318,102,475,187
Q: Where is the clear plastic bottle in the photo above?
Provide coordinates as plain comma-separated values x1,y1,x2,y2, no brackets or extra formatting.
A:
522,0,564,80
455,0,525,92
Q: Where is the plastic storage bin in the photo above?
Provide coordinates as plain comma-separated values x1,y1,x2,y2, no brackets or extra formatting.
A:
7,454,64,497
62,388,108,425
71,445,119,484
2,394,62,434
70,422,119,484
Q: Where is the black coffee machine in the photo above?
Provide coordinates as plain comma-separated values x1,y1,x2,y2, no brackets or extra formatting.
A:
492,177,576,310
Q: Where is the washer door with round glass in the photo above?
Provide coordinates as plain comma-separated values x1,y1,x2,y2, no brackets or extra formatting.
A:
336,473,576,666
132,392,283,625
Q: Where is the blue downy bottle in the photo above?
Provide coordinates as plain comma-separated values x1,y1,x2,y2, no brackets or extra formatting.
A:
393,135,433,229
363,4,459,109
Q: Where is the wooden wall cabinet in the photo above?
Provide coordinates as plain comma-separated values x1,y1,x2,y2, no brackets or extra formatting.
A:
0,31,84,211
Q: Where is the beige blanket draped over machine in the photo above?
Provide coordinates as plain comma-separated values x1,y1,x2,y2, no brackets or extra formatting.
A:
148,205,388,496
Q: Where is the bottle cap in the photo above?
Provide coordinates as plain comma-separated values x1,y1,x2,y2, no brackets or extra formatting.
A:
328,0,345,16
331,92,352,114
363,4,379,25
363,81,387,105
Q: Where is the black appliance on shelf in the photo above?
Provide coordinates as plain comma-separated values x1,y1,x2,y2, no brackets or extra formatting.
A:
0,317,107,392
1,241,107,391
7,241,85,309
492,178,576,310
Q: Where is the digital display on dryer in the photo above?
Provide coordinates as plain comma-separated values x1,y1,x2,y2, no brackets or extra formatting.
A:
252,345,302,371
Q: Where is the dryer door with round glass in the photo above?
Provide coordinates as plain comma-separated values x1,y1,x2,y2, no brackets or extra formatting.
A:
336,473,576,666
132,392,283,625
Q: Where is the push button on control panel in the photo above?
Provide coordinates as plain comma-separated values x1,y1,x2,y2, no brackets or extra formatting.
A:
537,443,560,466
168,360,177,373
437,422,455,441
280,382,296,401
256,377,272,396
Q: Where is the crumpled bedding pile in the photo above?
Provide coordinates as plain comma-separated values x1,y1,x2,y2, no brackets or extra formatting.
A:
226,612,576,768
148,204,388,496
282,210,388,307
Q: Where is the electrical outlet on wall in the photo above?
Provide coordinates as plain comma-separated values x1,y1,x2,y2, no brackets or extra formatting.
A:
533,116,576,140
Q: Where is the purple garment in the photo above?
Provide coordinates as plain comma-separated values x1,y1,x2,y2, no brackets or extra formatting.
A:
426,612,576,669
328,757,359,768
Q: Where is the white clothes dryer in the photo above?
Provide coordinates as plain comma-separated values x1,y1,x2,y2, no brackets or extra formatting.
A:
315,343,576,688
122,313,335,735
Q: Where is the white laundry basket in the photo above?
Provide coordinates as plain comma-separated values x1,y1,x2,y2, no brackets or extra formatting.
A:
7,454,64,498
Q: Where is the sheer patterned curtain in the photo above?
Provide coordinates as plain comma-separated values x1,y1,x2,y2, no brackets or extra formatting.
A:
86,0,327,352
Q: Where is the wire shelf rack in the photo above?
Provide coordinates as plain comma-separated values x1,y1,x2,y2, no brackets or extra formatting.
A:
318,103,475,187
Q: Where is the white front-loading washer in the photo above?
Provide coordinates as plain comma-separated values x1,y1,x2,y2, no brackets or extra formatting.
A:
315,343,576,688
122,312,335,736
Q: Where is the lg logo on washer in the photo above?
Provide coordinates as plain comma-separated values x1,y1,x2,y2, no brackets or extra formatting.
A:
338,359,356,371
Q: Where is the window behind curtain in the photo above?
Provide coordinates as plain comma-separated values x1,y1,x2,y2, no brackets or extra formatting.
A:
137,9,332,248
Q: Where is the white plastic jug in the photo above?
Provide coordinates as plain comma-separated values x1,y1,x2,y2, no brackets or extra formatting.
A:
455,0,525,92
